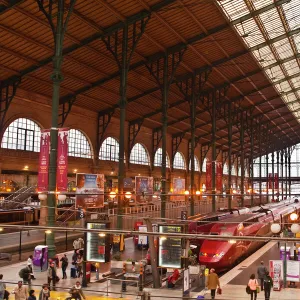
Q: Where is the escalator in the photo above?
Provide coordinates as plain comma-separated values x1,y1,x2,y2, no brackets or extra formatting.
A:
1,186,35,209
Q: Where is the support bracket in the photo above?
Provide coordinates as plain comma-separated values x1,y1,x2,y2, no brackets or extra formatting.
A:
58,95,76,127
97,109,115,153
102,16,150,70
152,128,163,167
128,118,144,153
188,137,200,165
201,144,210,171
172,132,185,164
0,79,21,134
222,151,229,164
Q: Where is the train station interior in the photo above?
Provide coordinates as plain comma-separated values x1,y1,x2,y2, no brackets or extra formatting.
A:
1,0,300,299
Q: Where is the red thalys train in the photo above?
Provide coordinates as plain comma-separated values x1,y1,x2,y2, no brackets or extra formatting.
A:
199,201,300,272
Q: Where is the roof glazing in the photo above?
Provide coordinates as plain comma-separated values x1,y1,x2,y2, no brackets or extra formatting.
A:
218,0,300,120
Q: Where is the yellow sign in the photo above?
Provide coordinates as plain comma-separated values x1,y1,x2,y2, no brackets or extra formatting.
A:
205,268,209,276
113,234,120,244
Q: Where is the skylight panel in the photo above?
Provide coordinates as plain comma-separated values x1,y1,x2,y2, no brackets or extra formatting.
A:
235,19,265,47
219,0,250,21
286,93,297,103
265,66,285,81
293,34,300,53
283,59,300,77
272,39,294,60
291,78,300,88
252,0,273,10
283,0,300,31
259,8,285,39
253,46,276,67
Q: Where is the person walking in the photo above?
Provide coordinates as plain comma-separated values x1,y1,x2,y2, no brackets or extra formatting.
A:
73,239,80,251
66,281,86,300
76,255,83,278
19,266,32,288
60,254,68,279
38,285,50,300
13,281,28,300
47,263,57,291
0,274,6,300
247,274,259,300
206,268,220,300
26,256,35,280
257,261,267,291
263,271,273,300
27,290,36,300
78,238,84,250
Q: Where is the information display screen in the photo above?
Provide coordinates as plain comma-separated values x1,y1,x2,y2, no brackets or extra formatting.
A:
86,223,106,262
158,225,182,268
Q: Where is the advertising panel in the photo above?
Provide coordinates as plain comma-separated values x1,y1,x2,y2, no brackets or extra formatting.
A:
56,128,69,192
37,130,50,192
86,223,107,262
269,260,283,290
75,173,104,209
135,176,153,203
216,161,223,191
172,178,185,201
206,159,212,190
286,261,300,282
158,225,182,268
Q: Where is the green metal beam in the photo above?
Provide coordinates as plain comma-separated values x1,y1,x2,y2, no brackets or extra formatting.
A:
0,0,25,14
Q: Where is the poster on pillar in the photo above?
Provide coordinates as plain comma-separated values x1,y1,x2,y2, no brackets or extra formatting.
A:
56,128,69,192
216,162,223,192
268,173,273,189
75,173,105,209
172,178,185,201
135,176,153,203
37,129,50,192
206,159,212,191
274,173,279,189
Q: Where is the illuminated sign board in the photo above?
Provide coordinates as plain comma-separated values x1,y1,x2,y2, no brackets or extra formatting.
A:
158,225,182,268
86,223,107,262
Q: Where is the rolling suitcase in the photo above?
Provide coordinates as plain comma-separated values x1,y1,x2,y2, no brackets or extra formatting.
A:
70,267,77,278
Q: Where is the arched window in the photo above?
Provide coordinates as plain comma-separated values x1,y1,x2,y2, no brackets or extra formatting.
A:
232,166,237,176
223,163,229,175
68,129,92,158
130,143,150,165
1,118,41,152
202,158,207,172
189,156,200,171
154,148,170,168
238,167,241,176
173,152,186,170
99,137,119,162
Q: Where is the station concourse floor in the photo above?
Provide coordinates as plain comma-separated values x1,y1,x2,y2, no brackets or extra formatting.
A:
1,234,300,299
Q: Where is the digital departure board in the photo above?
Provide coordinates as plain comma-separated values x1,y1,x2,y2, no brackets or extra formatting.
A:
86,222,106,262
158,225,182,268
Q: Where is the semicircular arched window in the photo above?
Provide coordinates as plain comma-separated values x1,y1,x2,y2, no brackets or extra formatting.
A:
173,152,186,170
99,137,119,162
232,166,237,176
202,158,207,172
154,148,170,168
223,163,229,175
130,143,150,165
1,118,41,152
189,156,200,171
68,129,92,158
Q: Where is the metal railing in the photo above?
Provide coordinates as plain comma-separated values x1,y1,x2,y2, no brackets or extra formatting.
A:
1,186,35,209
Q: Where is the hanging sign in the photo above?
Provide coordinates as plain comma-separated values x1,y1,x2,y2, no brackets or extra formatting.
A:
216,161,223,191
37,130,50,192
206,159,212,190
56,128,69,192
268,173,273,189
274,173,279,190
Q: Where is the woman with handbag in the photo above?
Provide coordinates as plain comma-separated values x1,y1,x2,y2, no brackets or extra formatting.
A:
206,269,220,300
247,274,259,300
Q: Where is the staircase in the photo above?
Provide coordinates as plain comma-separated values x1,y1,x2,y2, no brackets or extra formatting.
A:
56,204,76,226
2,186,35,209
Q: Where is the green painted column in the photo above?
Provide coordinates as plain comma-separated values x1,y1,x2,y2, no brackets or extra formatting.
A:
240,118,245,207
117,23,128,230
47,0,65,258
227,103,232,209
211,93,216,212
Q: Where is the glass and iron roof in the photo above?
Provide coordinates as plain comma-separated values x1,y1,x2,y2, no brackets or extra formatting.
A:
218,0,300,120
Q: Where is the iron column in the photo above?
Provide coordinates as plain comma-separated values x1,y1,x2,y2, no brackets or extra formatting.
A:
211,93,216,212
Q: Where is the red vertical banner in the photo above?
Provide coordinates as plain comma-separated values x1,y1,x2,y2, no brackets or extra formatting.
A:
274,173,279,189
37,130,50,192
206,159,212,190
56,128,69,192
268,173,273,189
216,161,223,191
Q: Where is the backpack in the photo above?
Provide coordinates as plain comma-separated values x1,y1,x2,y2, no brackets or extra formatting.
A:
19,268,27,279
